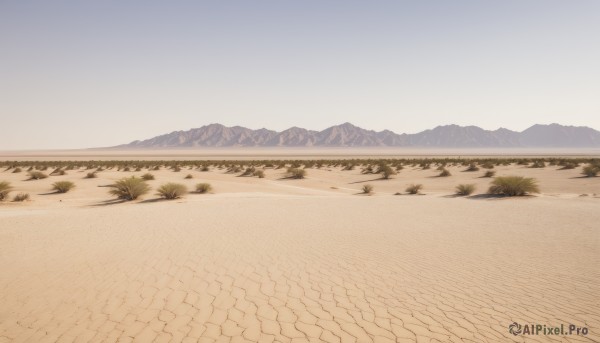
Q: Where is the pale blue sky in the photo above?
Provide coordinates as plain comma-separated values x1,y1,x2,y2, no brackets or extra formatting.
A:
1,1,599,149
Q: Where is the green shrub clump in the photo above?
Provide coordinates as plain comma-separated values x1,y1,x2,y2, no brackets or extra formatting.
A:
156,183,187,199
108,177,151,200
52,181,76,193
488,176,539,196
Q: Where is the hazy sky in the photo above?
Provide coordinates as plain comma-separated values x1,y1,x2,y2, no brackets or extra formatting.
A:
1,1,599,149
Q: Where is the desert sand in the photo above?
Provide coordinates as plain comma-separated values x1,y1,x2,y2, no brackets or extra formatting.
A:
1,159,599,342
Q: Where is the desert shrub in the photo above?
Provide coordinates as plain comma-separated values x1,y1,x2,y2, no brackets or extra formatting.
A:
559,162,577,170
185,174,193,179
481,162,494,169
254,170,265,178
483,170,496,178
172,166,181,172
156,183,187,199
123,167,131,172
241,167,256,176
13,193,30,202
12,167,22,173
28,171,48,180
406,184,423,194
488,176,540,196
362,184,374,194
135,167,142,172
108,177,151,200
0,181,13,201
455,184,476,196
195,183,212,194
200,165,210,172
582,165,599,177
530,160,545,168
465,163,479,172
141,173,155,181
287,168,306,179
86,172,98,179
438,168,451,177
52,181,76,193
380,165,397,179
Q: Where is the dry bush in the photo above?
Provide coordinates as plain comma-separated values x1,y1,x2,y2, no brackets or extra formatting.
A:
28,171,48,180
0,181,13,201
379,165,397,179
141,173,155,181
582,164,599,177
488,176,539,196
13,193,30,202
254,170,265,178
156,183,187,199
455,184,476,196
185,174,193,179
287,168,306,179
195,183,212,194
362,184,374,194
405,184,423,194
465,163,479,172
52,181,76,193
85,172,98,179
108,177,151,200
438,168,451,177
12,167,22,173
483,170,496,178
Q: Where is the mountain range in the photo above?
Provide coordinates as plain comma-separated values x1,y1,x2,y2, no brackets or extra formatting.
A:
114,123,600,148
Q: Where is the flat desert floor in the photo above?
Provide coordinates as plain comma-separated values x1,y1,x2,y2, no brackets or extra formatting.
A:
1,163,599,342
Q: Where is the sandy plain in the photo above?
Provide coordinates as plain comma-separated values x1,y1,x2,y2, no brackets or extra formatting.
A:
0,157,599,343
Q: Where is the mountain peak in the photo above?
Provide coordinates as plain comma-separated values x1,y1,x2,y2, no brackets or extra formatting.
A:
116,123,600,148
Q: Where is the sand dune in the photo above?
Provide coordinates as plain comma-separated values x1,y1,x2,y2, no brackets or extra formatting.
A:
0,162,599,342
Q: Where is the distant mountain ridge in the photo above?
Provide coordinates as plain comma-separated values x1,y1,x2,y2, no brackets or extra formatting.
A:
114,123,600,148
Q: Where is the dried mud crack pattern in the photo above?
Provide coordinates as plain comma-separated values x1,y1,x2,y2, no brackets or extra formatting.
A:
0,196,598,342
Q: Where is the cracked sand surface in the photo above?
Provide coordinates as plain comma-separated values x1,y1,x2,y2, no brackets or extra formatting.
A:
1,194,598,342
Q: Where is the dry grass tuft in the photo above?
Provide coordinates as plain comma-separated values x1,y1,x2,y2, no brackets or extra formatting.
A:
0,181,13,201
455,184,476,196
195,183,212,194
28,171,48,180
362,184,374,194
405,184,423,194
156,183,187,199
13,193,30,202
52,181,76,193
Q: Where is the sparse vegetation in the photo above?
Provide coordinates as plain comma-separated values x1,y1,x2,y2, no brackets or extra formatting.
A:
195,183,212,194
86,172,98,178
28,171,48,180
0,181,13,201
52,181,76,193
379,165,397,179
582,164,599,177
438,168,451,177
483,170,496,178
465,163,479,172
108,177,151,200
406,184,423,194
287,167,306,179
156,183,187,199
362,184,373,194
13,193,30,202
185,174,193,179
141,173,155,181
254,170,265,178
455,184,476,196
488,176,540,196
12,167,22,173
